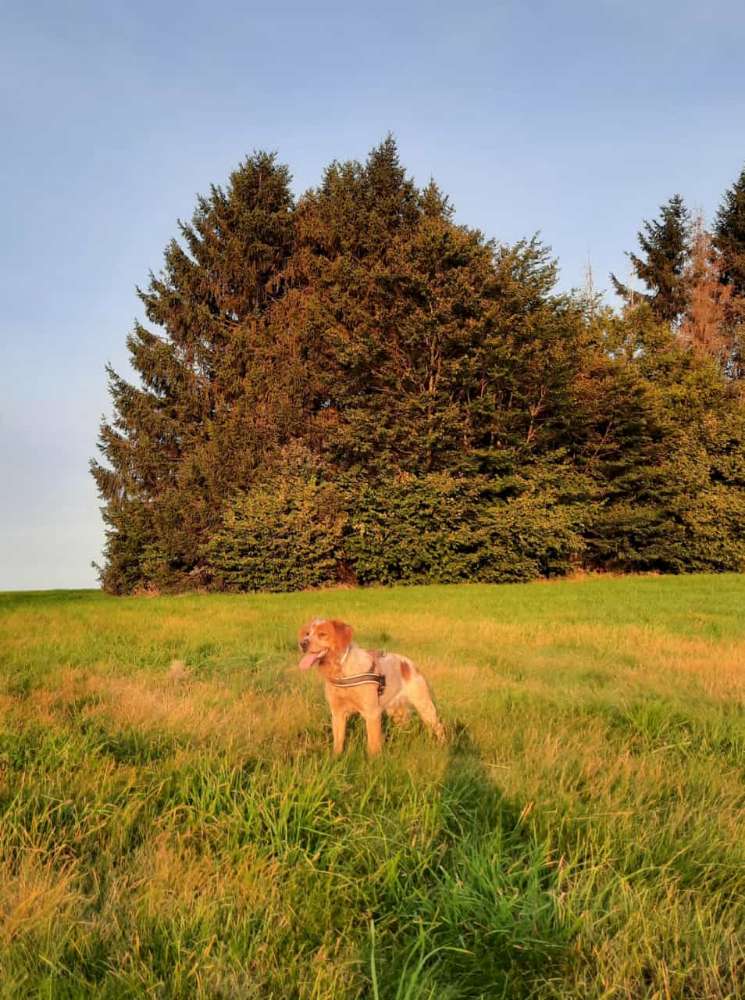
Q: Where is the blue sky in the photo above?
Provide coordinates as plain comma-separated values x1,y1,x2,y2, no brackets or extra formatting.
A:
2,0,744,589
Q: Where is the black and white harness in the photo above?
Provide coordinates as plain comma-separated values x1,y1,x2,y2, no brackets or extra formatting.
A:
329,647,387,697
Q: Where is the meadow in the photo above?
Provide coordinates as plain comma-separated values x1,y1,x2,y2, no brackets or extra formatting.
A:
0,575,743,999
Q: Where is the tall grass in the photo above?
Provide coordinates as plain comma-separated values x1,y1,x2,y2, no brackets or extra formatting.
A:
0,575,743,997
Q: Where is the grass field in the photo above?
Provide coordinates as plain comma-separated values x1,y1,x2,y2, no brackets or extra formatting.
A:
0,575,743,999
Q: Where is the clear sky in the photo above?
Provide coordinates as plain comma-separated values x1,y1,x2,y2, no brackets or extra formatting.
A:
2,0,744,590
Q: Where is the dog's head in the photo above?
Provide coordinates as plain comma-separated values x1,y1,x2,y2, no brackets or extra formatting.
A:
297,618,353,671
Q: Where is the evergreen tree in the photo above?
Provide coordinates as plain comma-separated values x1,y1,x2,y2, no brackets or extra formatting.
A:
582,303,745,572
713,165,745,377
92,152,295,592
714,165,745,298
93,139,745,592
289,140,592,477
611,195,691,324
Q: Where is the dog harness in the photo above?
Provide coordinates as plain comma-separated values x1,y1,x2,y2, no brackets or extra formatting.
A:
329,649,387,697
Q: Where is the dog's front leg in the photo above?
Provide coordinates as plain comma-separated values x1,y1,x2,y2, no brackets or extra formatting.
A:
331,711,348,755
364,712,383,755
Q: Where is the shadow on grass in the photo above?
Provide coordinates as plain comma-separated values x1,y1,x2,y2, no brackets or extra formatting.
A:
373,722,570,1000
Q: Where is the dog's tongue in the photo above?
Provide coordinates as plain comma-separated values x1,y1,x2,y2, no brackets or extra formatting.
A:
298,650,323,671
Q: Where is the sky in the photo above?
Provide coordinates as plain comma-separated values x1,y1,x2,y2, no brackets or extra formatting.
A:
1,0,745,591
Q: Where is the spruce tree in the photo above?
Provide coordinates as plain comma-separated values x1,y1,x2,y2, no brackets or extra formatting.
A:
714,165,745,297
93,139,745,592
580,298,745,573
290,139,591,477
611,194,691,324
712,165,745,377
92,152,295,592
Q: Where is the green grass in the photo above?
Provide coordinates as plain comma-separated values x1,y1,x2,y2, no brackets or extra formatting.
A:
0,574,743,998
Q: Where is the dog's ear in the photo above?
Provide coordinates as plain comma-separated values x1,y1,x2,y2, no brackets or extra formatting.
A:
331,620,353,652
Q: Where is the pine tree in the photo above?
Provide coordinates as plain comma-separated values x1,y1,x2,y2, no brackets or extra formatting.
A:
611,194,691,324
92,152,295,592
714,165,745,298
93,140,745,592
713,165,745,377
582,303,745,573
290,138,592,477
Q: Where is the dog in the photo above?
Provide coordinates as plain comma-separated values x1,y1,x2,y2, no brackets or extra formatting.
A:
297,618,446,754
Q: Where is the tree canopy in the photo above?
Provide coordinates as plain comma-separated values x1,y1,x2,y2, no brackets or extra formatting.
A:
611,195,691,324
92,139,745,593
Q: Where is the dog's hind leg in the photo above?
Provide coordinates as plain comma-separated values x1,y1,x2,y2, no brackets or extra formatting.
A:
385,695,412,727
404,674,446,743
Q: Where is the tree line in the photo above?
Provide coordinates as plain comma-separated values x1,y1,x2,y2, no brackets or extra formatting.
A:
92,138,745,593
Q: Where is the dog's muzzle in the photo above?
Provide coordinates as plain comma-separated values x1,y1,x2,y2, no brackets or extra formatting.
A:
298,646,327,671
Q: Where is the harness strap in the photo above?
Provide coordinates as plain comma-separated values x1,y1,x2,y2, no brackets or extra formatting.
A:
330,672,384,689
330,650,387,697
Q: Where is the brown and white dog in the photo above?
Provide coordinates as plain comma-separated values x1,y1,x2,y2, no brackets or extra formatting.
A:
298,618,446,755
